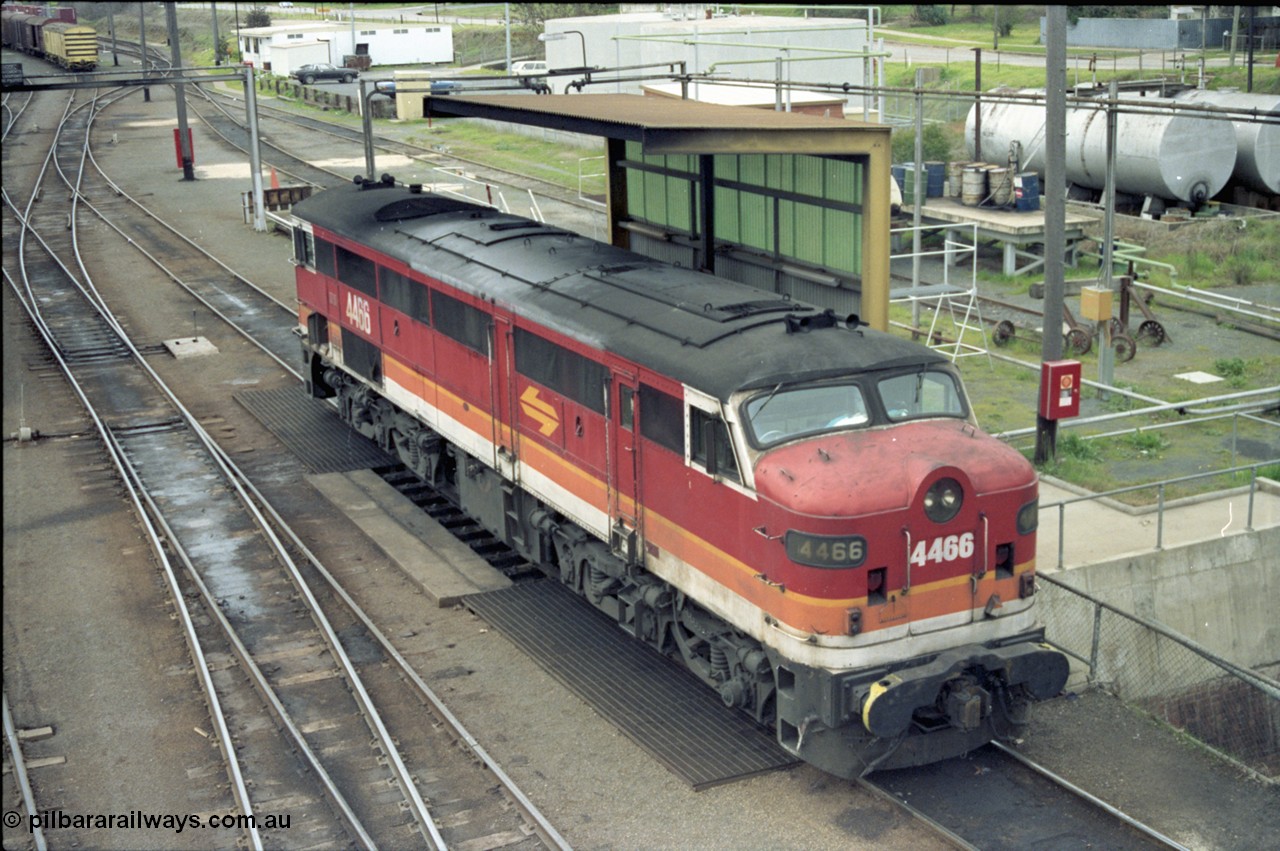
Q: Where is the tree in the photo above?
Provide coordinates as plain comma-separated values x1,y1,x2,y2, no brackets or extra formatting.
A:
911,5,949,26
244,6,271,29
508,4,606,29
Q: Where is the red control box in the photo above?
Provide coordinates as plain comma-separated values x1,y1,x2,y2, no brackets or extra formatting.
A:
1039,360,1081,420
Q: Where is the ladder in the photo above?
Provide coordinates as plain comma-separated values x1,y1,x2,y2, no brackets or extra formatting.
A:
889,221,992,368
891,283,992,366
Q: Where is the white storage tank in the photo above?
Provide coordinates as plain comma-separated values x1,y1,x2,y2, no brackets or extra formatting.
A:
965,89,1238,205
1172,89,1280,195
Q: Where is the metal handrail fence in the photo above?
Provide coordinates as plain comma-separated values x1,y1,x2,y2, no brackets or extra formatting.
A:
1039,573,1280,782
1042,461,1275,569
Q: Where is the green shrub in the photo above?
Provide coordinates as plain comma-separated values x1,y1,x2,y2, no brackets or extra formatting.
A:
912,5,950,26
1214,358,1246,378
1127,430,1169,456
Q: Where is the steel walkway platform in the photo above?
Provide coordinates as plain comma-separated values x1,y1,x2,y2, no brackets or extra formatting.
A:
235,385,394,474
465,580,798,790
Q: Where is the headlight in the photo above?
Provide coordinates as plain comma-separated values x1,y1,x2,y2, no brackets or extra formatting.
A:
1017,500,1038,535
923,477,963,524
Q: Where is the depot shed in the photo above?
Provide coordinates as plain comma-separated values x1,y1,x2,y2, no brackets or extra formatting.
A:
238,21,452,76
424,93,892,331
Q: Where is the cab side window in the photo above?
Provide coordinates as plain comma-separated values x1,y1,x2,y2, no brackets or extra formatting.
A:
690,407,740,485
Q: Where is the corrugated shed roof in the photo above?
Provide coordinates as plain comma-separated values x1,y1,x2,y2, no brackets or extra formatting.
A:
425,93,886,153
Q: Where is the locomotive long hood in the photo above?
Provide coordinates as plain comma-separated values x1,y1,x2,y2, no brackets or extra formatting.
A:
753,420,1034,517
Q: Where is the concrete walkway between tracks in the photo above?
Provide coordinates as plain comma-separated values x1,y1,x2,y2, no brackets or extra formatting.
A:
1037,475,1279,572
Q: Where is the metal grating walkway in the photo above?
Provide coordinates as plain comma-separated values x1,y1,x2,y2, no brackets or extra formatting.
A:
465,580,797,790
235,385,395,474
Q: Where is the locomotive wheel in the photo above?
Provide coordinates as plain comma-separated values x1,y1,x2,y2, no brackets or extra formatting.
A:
993,319,1016,346
1109,317,1126,338
1136,319,1167,346
1065,328,1091,355
1113,333,1137,363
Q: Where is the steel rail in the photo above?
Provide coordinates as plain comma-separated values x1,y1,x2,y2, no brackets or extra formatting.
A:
228,461,576,851
75,72,566,848
28,79,302,378
4,179,386,851
2,260,264,851
56,88,446,849
989,741,1192,850
1,91,269,851
3,691,50,851
70,148,301,377
8,93,437,850
854,777,976,850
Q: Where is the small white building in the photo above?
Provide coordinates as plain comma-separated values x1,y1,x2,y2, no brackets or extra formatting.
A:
541,9,880,98
238,21,453,76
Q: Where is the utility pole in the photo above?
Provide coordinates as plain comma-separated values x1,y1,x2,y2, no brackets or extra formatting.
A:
1229,5,1241,67
211,2,221,66
139,2,150,102
107,5,118,66
1246,5,1256,92
1036,6,1068,466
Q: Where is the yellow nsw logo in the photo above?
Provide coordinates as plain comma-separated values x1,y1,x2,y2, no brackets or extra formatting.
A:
520,386,560,436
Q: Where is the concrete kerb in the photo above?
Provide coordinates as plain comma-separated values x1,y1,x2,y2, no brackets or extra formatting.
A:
1040,471,1280,518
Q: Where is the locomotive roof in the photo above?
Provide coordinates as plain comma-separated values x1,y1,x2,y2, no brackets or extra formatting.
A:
293,182,944,400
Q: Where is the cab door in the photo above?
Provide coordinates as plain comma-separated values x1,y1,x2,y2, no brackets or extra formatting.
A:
492,313,518,482
608,369,642,564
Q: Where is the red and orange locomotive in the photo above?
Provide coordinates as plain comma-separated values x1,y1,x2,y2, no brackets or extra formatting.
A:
291,177,1068,777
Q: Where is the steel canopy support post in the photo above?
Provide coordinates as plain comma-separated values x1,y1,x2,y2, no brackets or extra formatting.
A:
361,79,376,179
1036,6,1068,466
1098,80,1118,395
971,48,982,162
166,4,195,180
245,66,266,233
139,3,149,102
910,68,924,332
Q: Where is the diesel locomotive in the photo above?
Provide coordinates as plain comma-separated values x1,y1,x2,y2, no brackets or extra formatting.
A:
290,176,1069,777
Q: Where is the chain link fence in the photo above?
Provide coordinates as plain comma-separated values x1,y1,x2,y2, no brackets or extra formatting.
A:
1039,574,1280,781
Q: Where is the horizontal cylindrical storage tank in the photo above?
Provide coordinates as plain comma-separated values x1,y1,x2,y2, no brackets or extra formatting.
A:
1172,89,1280,195
965,89,1238,204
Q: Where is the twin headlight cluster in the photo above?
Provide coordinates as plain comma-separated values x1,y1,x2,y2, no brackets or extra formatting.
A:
923,477,964,524
923,477,1039,537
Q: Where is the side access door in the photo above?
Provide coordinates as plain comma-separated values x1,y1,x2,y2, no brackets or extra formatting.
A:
607,368,642,565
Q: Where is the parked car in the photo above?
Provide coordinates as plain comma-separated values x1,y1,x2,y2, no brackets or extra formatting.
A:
292,63,356,85
510,60,547,77
430,79,460,95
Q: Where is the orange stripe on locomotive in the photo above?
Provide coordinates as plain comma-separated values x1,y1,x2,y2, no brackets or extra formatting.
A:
297,230,1035,639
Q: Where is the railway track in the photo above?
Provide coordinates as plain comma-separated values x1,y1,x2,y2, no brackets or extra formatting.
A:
859,741,1190,850
3,80,567,851
9,47,1266,849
